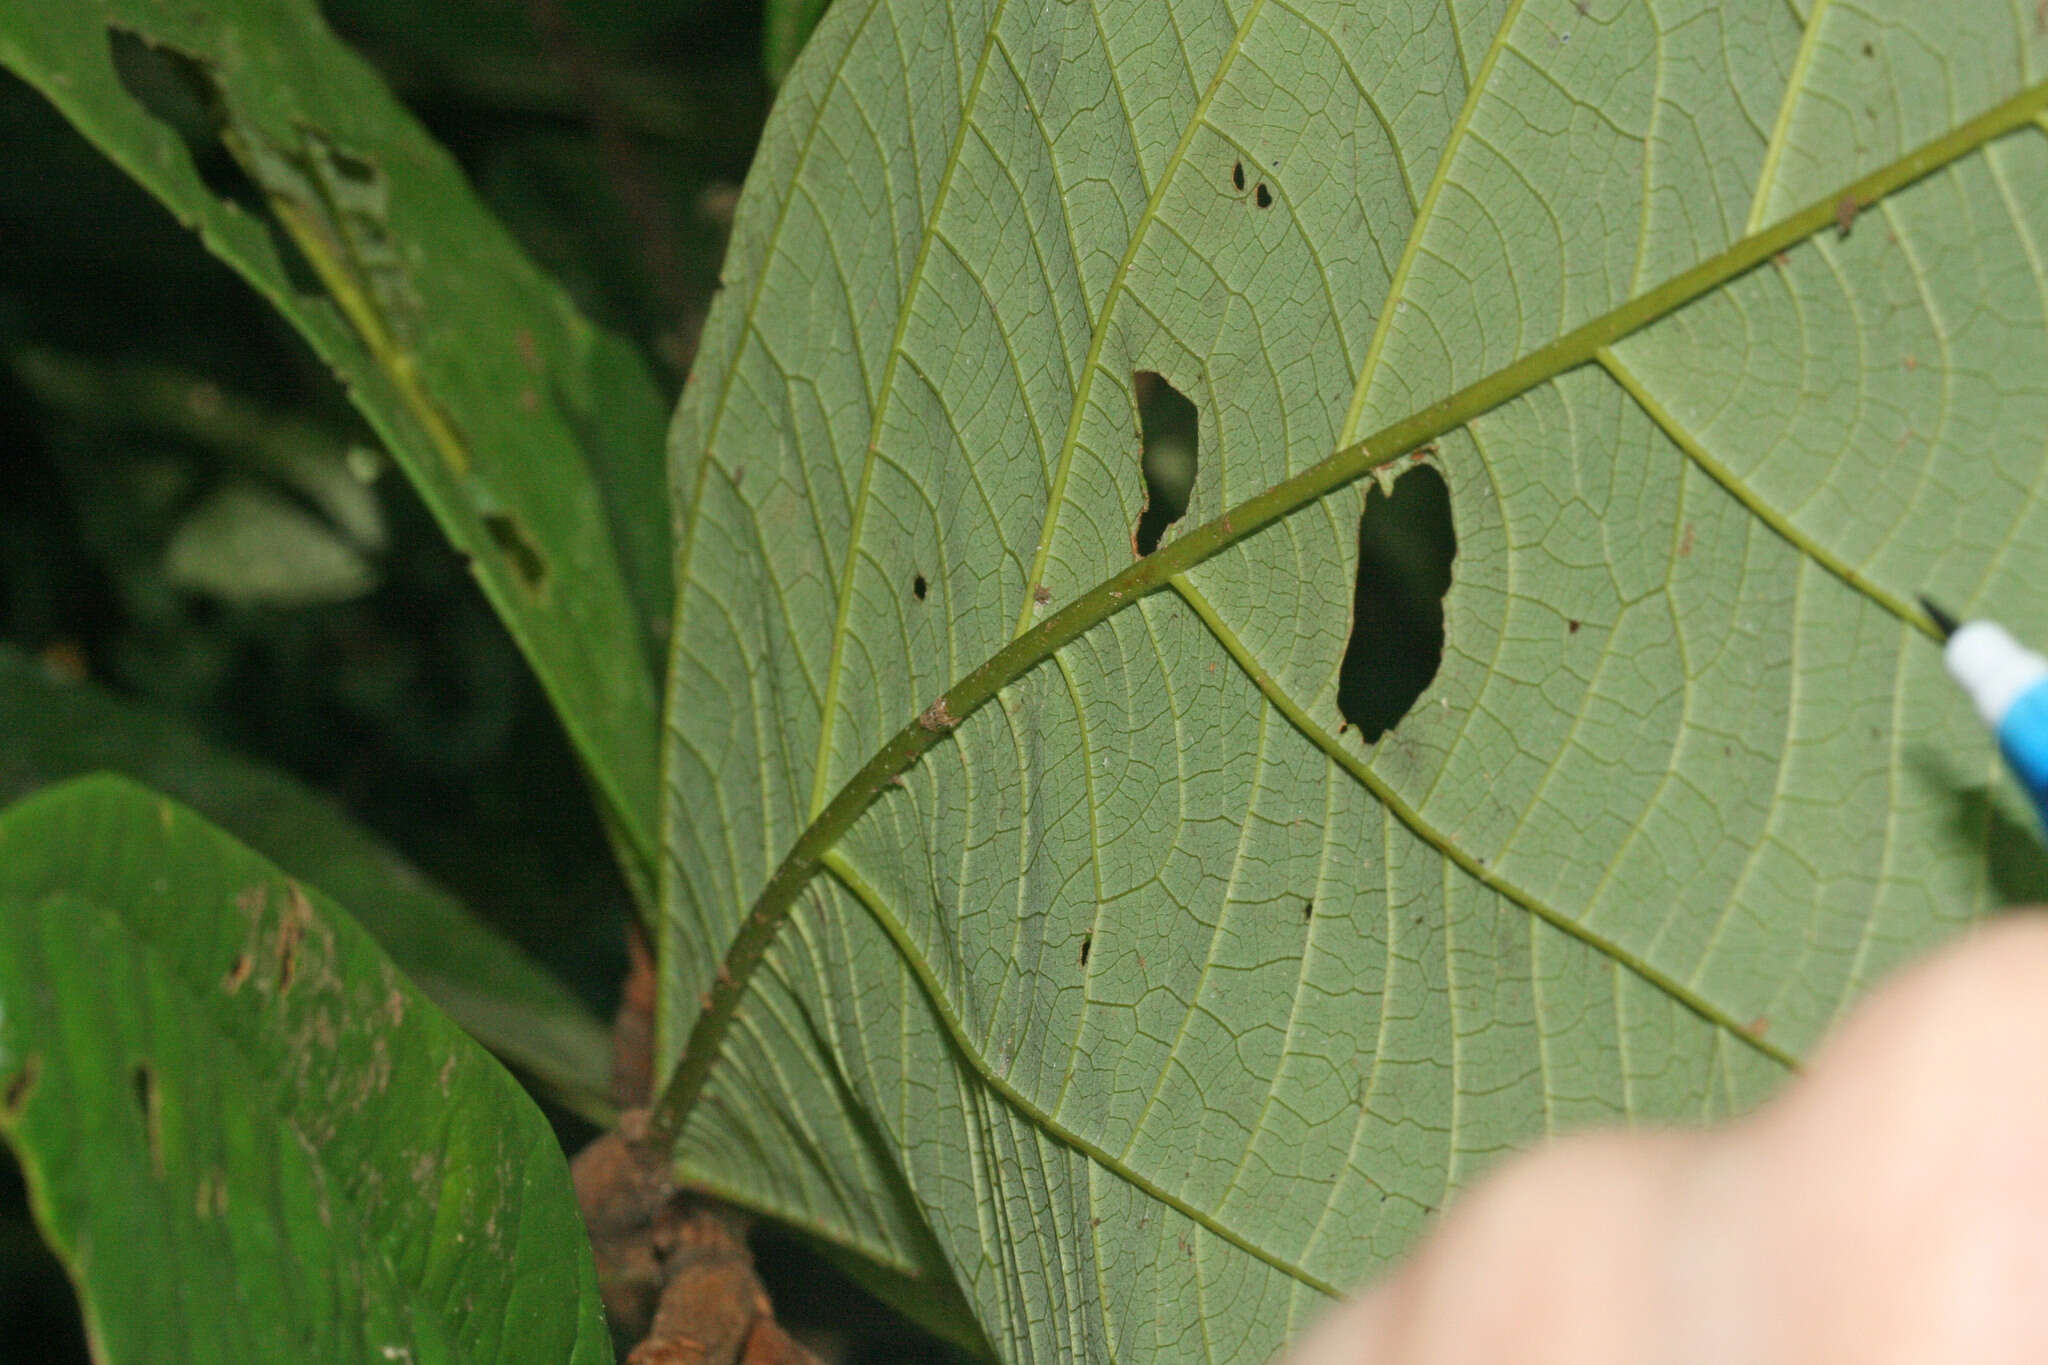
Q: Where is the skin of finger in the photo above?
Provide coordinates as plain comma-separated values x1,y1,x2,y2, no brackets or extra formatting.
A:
1280,1131,1704,1365
1667,912,2048,1365
1282,914,2048,1365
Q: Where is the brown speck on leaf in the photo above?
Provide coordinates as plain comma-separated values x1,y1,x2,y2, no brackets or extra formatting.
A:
1034,583,1052,605
1904,354,1918,371
1568,619,1581,634
1835,193,1858,236
276,902,306,993
1746,1015,1771,1038
1678,522,1695,558
917,696,958,731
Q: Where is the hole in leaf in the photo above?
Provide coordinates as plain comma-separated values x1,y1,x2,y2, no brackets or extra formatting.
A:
1337,464,1456,743
106,28,324,295
131,1061,163,1175
1255,182,1273,209
1132,371,1198,556
1232,160,1245,192
483,513,548,595
912,573,928,601
1079,934,1092,968
1302,900,1314,922
2,1056,39,1120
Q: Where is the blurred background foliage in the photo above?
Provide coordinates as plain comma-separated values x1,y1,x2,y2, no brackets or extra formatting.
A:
0,0,978,1359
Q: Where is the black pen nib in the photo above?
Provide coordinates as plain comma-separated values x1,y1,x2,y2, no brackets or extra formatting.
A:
1920,595,1960,641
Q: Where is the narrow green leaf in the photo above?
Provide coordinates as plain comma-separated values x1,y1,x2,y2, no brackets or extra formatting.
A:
0,648,614,1122
0,0,672,886
0,775,609,1364
660,1,2048,1358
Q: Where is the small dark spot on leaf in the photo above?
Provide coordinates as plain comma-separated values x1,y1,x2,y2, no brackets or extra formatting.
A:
1132,371,1198,555
912,573,928,601
1861,39,1875,56
1337,465,1456,743
483,513,548,595
1033,583,1052,605
1835,194,1859,236
1567,619,1581,634
1255,182,1273,209
1232,160,1245,191
2,1056,40,1120
1303,900,1314,922
1080,934,1092,967
132,1061,163,1176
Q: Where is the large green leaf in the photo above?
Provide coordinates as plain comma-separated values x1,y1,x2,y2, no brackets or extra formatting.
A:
657,0,2048,1358
0,775,609,1364
0,0,672,887
0,648,615,1120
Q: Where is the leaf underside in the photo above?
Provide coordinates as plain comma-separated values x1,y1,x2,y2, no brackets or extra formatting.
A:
664,0,2048,1358
0,776,609,1365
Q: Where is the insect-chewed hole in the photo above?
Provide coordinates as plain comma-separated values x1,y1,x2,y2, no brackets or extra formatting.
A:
911,572,928,601
1131,371,1198,556
1255,182,1273,209
1336,464,1456,743
106,29,322,295
483,512,548,595
1231,160,1245,192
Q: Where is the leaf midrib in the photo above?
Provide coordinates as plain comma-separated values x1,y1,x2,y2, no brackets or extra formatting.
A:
653,62,2048,1188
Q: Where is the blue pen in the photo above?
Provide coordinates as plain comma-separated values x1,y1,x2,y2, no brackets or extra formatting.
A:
1924,596,2048,836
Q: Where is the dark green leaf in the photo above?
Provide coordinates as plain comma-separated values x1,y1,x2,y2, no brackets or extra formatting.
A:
0,0,672,888
0,647,614,1121
0,774,610,1364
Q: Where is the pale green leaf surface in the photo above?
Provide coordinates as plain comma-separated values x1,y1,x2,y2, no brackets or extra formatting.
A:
0,776,609,1364
0,0,671,878
0,648,615,1119
664,1,2048,1358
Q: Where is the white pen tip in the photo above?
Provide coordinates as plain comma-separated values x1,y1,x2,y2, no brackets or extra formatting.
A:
1945,620,2048,729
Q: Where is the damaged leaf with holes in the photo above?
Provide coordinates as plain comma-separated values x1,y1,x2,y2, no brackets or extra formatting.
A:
0,0,672,895
0,776,610,1364
657,1,2048,1360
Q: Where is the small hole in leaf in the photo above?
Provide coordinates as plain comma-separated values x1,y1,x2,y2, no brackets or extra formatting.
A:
1232,160,1245,191
1080,934,1092,968
1302,900,1314,922
1255,183,1273,209
912,573,928,601
1567,619,1581,634
2,1056,39,1120
483,513,548,594
131,1061,163,1174
1132,371,1198,556
1337,464,1456,743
